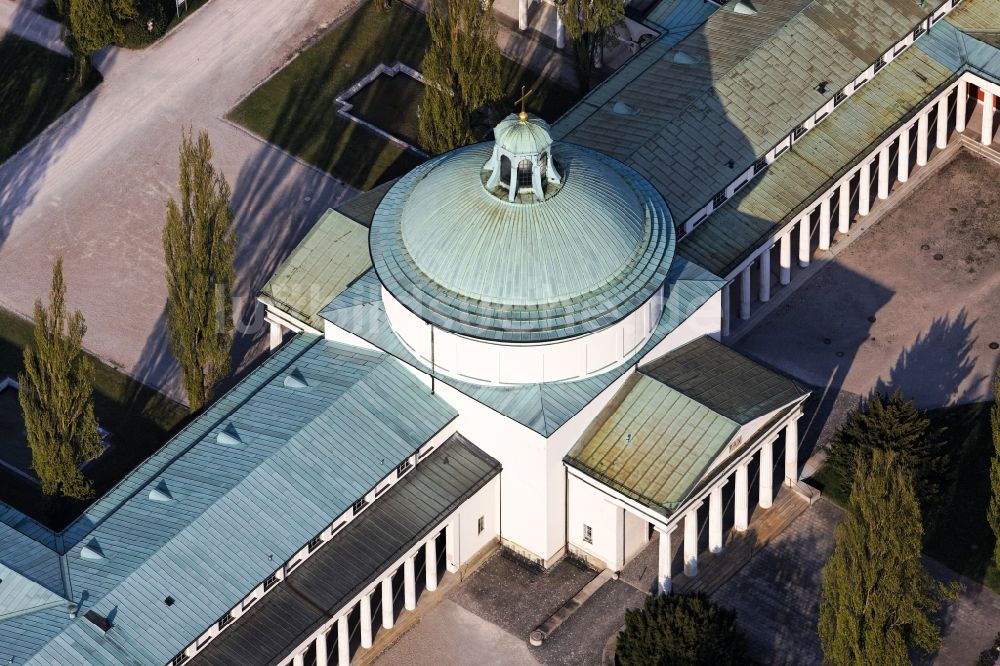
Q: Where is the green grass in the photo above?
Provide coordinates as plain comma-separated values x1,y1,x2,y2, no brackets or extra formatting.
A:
349,73,425,147
228,0,581,190
0,308,190,531
0,36,101,165
810,401,999,592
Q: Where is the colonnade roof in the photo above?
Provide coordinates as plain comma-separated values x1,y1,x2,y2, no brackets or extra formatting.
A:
191,434,499,665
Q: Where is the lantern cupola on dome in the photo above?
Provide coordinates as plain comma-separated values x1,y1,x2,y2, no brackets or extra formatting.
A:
483,110,562,202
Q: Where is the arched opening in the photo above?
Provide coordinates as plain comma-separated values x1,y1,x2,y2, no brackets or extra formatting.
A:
517,159,533,189
500,155,511,185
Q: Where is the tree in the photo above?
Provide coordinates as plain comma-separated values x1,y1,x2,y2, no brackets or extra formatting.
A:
559,0,623,91
819,450,958,666
417,0,503,154
989,371,1000,570
18,259,103,499
826,390,948,525
163,129,237,412
616,592,749,666
67,0,136,84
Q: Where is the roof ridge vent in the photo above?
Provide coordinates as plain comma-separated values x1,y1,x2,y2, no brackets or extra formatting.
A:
671,50,699,65
733,0,757,14
216,423,243,447
148,481,173,503
283,369,310,389
80,539,105,560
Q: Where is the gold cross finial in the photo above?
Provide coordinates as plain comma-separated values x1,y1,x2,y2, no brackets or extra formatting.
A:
516,85,533,121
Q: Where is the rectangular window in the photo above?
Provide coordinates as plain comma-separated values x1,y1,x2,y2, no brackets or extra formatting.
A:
242,596,258,611
582,524,593,544
712,190,727,208
218,611,234,631
792,124,807,141
173,652,190,666
477,516,485,535
353,497,368,515
874,55,886,73
330,522,345,536
774,143,789,158
263,573,279,592
834,90,847,107
913,23,926,40
753,156,768,174
307,535,323,553
397,458,412,476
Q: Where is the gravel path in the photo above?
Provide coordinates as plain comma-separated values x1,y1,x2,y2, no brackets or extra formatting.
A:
0,0,360,401
0,0,70,55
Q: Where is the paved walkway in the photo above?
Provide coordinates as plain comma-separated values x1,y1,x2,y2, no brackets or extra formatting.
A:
0,0,361,401
0,0,70,55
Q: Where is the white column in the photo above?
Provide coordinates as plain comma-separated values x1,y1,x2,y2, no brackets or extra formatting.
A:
956,81,967,133
721,282,731,337
518,0,527,30
936,96,949,149
739,267,751,321
818,196,831,250
337,615,350,666
445,521,458,573
837,180,851,235
734,461,749,532
403,555,416,611
360,592,373,649
425,538,438,592
316,631,329,666
683,504,700,577
759,439,774,510
858,161,871,216
897,126,910,183
293,652,305,666
269,321,283,351
555,10,565,49
708,481,727,554
917,112,929,166
656,526,674,594
798,215,811,268
779,232,791,285
983,90,995,146
759,248,771,303
784,417,800,487
381,577,394,629
614,505,626,570
877,145,890,200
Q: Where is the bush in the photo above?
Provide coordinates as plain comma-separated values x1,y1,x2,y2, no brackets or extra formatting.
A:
616,593,749,666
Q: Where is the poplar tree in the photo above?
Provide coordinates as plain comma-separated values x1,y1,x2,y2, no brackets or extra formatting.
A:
559,0,623,90
819,450,957,666
18,258,103,499
163,129,236,412
66,0,136,84
417,0,503,154
989,372,1000,570
826,390,948,524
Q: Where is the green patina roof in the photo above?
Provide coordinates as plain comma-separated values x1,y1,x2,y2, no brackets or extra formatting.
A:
641,336,808,424
371,141,675,341
493,113,554,155
258,209,372,330
0,562,67,622
566,374,739,513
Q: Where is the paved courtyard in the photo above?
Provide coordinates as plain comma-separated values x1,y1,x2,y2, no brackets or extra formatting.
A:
736,149,1000,411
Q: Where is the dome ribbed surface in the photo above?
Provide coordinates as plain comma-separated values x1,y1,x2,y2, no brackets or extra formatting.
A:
493,113,553,155
370,141,674,342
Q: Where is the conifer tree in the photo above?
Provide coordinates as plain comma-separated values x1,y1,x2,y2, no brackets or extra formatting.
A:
559,0,623,90
616,592,748,666
827,390,948,524
67,0,136,84
989,371,1000,570
819,450,958,666
18,258,103,499
163,129,236,412
417,0,503,154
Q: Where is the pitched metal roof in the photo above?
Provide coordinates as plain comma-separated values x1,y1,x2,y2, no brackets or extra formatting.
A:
565,374,739,513
322,256,723,436
640,336,808,424
258,209,373,331
554,0,936,223
642,0,721,39
191,433,499,665
2,335,457,665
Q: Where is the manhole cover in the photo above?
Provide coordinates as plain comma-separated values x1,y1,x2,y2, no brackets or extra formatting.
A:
933,253,944,261
990,342,999,350
920,244,930,251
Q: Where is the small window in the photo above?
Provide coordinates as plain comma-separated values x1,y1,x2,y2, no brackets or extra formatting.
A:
538,152,548,179
913,23,926,40
582,524,593,544
173,652,190,666
752,156,767,175
874,55,886,73
375,483,390,498
242,596,258,611
712,190,727,208
397,458,412,476
792,124,807,140
263,573,279,592
477,516,485,535
307,535,323,553
353,497,368,515
833,90,847,107
517,160,533,188
218,611,234,630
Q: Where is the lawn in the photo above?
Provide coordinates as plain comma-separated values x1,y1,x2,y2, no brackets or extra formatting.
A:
810,401,999,592
0,36,101,165
228,0,581,190
349,72,425,147
0,308,190,531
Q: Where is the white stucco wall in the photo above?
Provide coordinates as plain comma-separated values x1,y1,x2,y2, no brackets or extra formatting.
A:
453,474,501,566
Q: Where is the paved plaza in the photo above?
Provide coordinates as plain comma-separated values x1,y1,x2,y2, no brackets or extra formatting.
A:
736,149,1000,412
